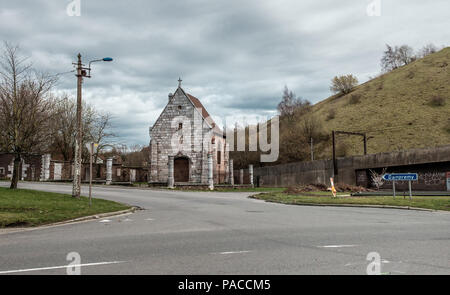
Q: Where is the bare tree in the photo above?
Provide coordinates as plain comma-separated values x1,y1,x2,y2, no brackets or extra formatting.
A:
397,45,416,66
49,95,114,164
419,43,438,58
369,168,387,190
123,144,147,166
49,94,97,161
381,44,416,72
88,112,115,164
0,42,56,189
381,44,400,72
330,74,358,95
277,86,310,119
299,112,323,142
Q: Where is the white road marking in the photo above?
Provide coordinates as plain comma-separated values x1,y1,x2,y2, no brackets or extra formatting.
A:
345,259,394,267
215,250,252,255
99,219,111,223
318,245,357,248
391,270,406,274
145,218,154,221
123,218,132,222
0,261,125,274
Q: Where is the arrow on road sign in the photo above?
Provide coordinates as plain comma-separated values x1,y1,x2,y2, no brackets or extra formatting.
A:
382,173,418,181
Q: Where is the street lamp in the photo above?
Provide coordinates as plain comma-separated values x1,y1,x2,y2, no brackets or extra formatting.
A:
72,54,113,199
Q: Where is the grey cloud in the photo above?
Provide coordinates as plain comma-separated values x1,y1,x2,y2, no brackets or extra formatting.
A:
1,0,448,145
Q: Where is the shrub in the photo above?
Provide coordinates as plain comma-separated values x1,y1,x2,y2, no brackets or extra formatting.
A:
429,96,445,106
377,80,384,90
336,142,349,157
349,94,361,104
445,121,450,134
330,74,359,95
406,70,415,79
326,109,336,121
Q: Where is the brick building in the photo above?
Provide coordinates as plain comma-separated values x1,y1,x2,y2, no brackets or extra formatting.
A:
0,153,43,181
0,153,147,183
149,82,229,185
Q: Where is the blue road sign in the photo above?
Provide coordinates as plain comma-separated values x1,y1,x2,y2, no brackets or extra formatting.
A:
382,173,418,181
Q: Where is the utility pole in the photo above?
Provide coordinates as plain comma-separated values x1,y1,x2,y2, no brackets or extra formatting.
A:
363,133,367,155
332,131,337,176
310,137,314,161
89,142,94,207
71,54,113,199
72,53,83,198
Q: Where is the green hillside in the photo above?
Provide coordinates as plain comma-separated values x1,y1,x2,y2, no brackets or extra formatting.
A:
313,47,450,157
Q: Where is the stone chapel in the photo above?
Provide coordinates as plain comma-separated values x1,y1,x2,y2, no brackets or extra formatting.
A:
148,80,229,186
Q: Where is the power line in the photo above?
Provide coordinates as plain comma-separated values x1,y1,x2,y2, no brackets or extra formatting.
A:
49,69,76,78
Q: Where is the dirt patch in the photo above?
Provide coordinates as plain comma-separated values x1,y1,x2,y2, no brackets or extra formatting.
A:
284,183,373,194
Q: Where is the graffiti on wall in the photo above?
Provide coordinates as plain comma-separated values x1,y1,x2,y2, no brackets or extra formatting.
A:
420,172,445,186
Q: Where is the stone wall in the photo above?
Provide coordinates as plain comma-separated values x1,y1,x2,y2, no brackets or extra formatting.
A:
0,153,43,181
49,161,73,181
0,153,148,184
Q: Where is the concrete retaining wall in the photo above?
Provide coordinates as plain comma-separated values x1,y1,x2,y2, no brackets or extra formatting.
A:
244,145,450,190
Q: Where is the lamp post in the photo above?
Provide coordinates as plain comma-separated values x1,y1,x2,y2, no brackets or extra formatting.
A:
72,54,113,198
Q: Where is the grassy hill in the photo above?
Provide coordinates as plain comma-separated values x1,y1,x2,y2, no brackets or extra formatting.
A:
313,47,450,157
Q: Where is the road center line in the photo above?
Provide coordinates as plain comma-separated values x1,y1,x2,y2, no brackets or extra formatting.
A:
0,261,126,274
215,250,252,255
318,245,357,248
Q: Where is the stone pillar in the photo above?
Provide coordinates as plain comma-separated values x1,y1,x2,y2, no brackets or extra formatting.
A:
167,155,174,189
240,169,244,185
40,154,51,181
149,139,158,183
208,152,214,190
106,157,113,185
249,164,254,188
21,159,30,181
229,159,234,186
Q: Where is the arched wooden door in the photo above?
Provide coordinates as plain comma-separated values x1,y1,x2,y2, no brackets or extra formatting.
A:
174,157,189,182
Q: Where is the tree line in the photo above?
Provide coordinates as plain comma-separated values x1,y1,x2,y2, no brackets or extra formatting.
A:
0,42,116,189
381,43,440,72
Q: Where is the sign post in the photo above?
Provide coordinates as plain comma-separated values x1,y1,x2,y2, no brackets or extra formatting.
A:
330,177,337,198
446,172,450,192
392,180,396,198
382,173,418,200
86,142,98,207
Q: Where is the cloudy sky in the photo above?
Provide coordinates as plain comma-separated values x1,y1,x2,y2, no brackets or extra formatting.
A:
1,0,448,146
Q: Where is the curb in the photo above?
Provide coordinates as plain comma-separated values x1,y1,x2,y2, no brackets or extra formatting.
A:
249,196,448,213
0,207,141,235
49,206,141,225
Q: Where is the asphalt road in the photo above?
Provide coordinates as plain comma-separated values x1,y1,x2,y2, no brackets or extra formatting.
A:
0,182,449,275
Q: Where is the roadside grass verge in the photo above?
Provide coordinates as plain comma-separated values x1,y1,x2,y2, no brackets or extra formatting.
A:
0,187,131,227
251,192,450,211
173,187,286,193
